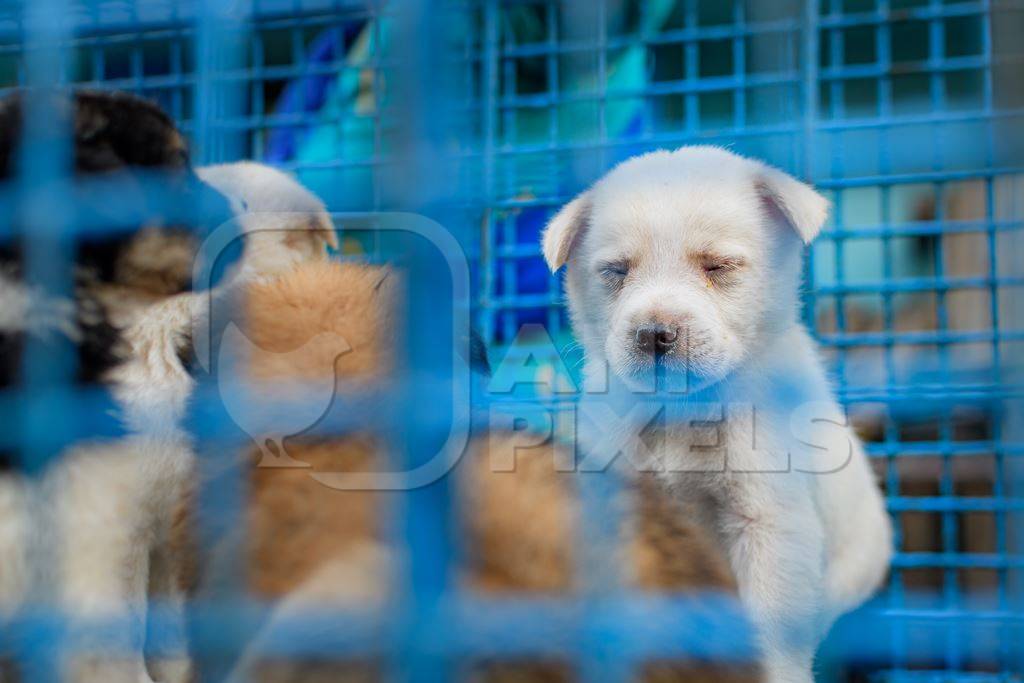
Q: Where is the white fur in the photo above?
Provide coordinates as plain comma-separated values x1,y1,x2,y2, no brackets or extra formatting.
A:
0,306,199,682
0,475,29,617
0,270,83,341
545,146,892,683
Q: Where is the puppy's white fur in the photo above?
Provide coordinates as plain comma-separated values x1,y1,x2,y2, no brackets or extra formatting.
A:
544,146,892,683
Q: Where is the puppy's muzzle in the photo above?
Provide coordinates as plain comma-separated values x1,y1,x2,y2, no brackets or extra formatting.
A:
634,323,678,358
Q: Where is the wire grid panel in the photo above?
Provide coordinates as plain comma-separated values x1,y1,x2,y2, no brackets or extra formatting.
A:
0,0,1021,681
807,1,1023,677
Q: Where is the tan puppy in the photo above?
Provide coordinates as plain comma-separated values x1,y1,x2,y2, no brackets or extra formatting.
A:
175,261,761,683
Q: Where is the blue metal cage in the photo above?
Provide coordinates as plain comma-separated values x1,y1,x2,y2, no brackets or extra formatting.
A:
0,0,1021,681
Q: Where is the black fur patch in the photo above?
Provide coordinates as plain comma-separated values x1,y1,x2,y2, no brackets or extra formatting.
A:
0,89,188,177
74,289,124,383
0,328,24,389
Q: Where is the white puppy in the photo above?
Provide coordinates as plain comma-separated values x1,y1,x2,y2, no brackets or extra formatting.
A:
543,146,892,683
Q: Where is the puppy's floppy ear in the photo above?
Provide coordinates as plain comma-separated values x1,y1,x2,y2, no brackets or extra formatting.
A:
755,164,829,244
542,191,591,272
310,215,340,251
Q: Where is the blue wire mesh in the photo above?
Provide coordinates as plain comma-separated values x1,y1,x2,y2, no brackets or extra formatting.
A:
0,0,1021,681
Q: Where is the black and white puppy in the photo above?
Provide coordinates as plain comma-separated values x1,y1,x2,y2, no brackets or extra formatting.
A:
0,90,233,683
0,89,234,391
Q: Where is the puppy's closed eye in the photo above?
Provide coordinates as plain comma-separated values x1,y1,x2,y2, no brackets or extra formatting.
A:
598,260,630,289
700,256,744,284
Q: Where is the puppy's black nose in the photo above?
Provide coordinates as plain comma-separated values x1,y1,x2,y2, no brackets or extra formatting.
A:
636,324,678,356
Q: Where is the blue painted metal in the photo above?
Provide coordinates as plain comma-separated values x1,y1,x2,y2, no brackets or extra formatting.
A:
0,0,1020,681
